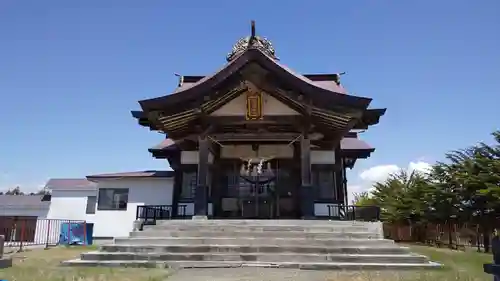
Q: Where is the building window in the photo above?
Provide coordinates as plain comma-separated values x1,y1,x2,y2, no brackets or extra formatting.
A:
313,170,336,200
97,188,129,210
86,196,97,214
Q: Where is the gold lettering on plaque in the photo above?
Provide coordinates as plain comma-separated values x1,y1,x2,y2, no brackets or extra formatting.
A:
246,90,263,120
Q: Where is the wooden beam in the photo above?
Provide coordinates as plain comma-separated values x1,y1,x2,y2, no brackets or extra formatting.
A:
209,132,300,142
194,136,209,217
300,133,314,218
205,115,302,126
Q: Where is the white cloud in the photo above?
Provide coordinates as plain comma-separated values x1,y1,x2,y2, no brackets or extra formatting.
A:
359,164,400,183
348,161,432,204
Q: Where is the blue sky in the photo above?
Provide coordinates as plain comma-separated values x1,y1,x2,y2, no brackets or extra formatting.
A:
0,1,499,194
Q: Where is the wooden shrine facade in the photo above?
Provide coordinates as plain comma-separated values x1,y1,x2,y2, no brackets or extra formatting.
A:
131,22,386,219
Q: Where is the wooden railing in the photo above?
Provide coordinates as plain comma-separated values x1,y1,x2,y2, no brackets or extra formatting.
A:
327,204,380,221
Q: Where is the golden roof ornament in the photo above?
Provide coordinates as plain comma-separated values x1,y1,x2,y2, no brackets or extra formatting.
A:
226,20,278,62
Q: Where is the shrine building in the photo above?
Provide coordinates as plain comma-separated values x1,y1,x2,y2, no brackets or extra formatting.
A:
131,22,386,220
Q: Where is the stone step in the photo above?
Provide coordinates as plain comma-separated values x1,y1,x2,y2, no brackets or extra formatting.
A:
130,230,380,239
101,244,410,255
154,220,378,226
114,237,394,247
144,225,371,233
80,251,429,264
62,259,442,270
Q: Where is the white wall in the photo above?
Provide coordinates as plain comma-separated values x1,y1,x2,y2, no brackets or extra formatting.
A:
311,150,336,164
210,90,300,116
181,151,214,164
314,203,340,217
47,189,96,221
178,202,213,217
45,178,174,239
91,178,174,238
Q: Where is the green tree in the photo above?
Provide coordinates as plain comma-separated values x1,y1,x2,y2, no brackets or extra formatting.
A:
370,169,431,224
5,186,24,195
352,191,373,206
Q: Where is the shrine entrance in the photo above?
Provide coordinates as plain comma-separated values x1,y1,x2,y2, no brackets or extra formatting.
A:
216,158,300,219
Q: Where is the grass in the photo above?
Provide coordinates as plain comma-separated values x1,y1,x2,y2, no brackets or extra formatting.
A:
0,244,493,281
406,244,492,280
322,244,492,281
0,246,170,281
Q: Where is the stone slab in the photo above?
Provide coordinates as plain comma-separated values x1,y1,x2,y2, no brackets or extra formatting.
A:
484,263,500,275
62,259,442,270
131,230,381,239
80,251,429,264
0,257,13,268
192,216,209,220
100,244,409,255
113,237,395,247
63,219,436,270
145,225,371,233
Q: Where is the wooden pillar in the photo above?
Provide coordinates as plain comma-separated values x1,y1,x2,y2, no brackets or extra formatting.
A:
300,134,314,219
194,136,209,218
334,148,345,205
342,158,348,206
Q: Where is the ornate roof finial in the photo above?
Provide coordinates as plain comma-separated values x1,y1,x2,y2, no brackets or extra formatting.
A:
333,72,346,86
250,20,256,38
226,20,277,62
174,73,184,87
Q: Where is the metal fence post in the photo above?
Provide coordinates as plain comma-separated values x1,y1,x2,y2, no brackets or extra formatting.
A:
83,221,87,246
45,219,51,249
19,220,26,252
484,231,500,280
67,221,72,245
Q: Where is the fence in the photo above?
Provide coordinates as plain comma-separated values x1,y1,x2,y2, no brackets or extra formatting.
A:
136,205,188,222
0,217,87,252
384,222,493,252
327,204,381,221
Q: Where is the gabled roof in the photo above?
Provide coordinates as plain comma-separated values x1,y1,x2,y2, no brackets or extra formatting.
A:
45,178,96,191
86,170,175,181
138,48,372,112
340,137,375,159
0,195,50,209
171,74,347,95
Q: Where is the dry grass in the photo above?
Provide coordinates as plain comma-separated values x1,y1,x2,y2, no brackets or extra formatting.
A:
323,244,491,281
0,246,170,281
0,244,492,281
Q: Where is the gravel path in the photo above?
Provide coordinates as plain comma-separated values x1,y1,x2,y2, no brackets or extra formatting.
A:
166,268,333,281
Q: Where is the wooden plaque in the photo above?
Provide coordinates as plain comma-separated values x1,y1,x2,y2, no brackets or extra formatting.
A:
246,91,263,120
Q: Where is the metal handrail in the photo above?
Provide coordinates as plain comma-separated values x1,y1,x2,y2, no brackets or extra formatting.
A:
136,205,188,221
327,204,380,221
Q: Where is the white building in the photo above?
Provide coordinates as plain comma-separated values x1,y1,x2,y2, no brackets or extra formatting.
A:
45,171,175,238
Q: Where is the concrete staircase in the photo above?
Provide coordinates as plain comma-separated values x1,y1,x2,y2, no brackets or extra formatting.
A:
62,220,441,270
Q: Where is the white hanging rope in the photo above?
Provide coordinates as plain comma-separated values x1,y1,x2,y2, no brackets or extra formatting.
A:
207,135,224,147
287,134,302,146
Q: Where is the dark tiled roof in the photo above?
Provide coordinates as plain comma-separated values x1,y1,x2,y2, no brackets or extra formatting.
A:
340,137,374,151
86,170,175,181
172,74,346,95
45,178,96,191
0,195,50,209
150,138,176,150
139,48,371,111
